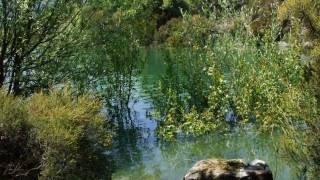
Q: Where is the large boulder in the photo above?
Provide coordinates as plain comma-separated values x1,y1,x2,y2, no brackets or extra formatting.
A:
184,159,273,180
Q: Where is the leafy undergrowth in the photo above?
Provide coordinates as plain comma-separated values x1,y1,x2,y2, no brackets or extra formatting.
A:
0,89,113,179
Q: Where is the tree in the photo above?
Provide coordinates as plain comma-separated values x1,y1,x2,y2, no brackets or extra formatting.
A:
0,0,83,95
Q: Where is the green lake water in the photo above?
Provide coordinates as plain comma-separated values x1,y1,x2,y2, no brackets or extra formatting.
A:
111,49,298,180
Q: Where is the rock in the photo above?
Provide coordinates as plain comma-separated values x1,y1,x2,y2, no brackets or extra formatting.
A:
184,159,273,180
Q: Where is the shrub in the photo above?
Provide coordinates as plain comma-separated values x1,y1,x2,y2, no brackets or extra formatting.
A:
277,0,320,177
0,91,41,179
154,4,320,178
278,0,320,98
154,15,214,47
0,89,112,179
155,11,309,138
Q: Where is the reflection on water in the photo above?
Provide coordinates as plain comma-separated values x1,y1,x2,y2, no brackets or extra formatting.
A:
110,49,297,180
109,48,163,173
113,133,294,180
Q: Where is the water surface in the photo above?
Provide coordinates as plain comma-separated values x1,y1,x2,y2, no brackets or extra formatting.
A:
111,49,297,180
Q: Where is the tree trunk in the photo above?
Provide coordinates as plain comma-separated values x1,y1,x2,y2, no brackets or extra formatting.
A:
0,58,4,88
12,56,22,95
0,0,9,89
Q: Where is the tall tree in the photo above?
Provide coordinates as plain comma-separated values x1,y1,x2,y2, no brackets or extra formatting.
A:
0,0,83,95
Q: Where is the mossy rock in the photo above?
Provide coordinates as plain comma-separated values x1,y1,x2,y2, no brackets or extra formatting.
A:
184,159,273,180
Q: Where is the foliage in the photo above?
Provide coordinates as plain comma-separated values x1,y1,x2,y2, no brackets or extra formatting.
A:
249,0,277,36
154,2,320,178
0,89,40,179
213,27,305,130
276,0,320,178
154,47,213,139
0,0,83,95
279,85,320,178
0,0,157,97
155,15,214,46
1,0,320,178
0,88,113,179
153,10,238,139
278,0,320,98
155,8,309,138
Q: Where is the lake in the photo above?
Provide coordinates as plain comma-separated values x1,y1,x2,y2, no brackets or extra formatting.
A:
111,48,297,180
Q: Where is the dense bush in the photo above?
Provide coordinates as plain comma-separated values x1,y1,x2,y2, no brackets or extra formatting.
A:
0,91,40,179
278,0,320,98
277,0,320,177
155,15,214,46
0,89,112,179
156,24,308,138
154,2,320,178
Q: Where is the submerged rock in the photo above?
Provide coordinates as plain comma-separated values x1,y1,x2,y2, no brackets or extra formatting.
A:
184,159,273,180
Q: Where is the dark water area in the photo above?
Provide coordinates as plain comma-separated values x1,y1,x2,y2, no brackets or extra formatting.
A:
110,49,297,180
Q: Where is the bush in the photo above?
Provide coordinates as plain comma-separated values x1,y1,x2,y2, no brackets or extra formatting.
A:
0,89,112,179
155,11,309,138
154,15,214,47
154,3,320,178
278,0,320,98
0,91,41,179
277,0,320,177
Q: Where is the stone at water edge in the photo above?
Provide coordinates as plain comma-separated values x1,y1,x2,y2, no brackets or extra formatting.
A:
183,159,273,180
